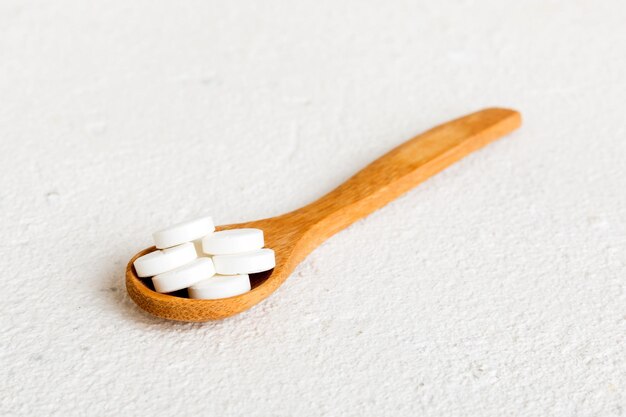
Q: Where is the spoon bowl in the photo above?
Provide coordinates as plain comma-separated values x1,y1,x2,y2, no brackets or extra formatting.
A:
127,216,308,321
126,107,522,321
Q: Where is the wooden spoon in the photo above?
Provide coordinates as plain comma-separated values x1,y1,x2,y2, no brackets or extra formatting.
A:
126,107,522,322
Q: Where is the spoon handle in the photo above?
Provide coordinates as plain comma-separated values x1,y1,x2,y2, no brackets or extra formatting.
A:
297,107,521,243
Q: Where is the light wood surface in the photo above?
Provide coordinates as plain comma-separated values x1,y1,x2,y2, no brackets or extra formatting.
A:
126,107,522,322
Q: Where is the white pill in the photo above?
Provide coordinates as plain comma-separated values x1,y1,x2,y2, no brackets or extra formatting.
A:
152,257,215,293
153,216,215,249
192,239,204,257
133,242,197,278
188,274,251,299
212,248,275,275
202,228,264,255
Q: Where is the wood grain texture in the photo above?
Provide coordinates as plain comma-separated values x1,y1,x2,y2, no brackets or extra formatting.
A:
126,107,522,322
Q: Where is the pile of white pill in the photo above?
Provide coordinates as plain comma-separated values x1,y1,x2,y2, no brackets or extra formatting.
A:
133,216,275,299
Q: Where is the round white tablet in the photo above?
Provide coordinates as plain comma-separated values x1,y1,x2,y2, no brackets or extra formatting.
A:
153,216,215,249
212,248,275,275
192,239,204,257
133,242,197,278
188,274,251,300
202,228,264,255
152,257,215,293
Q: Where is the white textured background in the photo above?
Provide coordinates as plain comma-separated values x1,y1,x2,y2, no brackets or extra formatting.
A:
1,1,625,416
